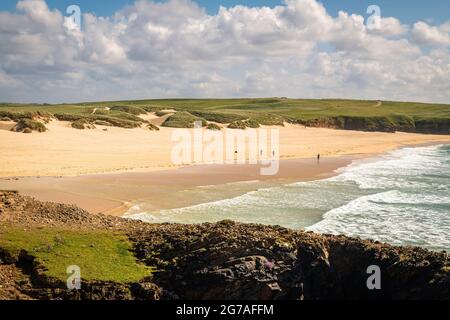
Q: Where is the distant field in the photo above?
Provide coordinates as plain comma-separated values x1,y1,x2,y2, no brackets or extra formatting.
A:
1,98,450,133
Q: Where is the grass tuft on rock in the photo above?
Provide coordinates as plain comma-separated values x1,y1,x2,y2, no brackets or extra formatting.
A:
0,226,152,283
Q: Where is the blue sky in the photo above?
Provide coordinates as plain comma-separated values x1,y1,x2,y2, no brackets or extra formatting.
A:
0,0,449,24
1,0,449,103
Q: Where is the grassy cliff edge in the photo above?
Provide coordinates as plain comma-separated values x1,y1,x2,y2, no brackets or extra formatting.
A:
0,191,448,300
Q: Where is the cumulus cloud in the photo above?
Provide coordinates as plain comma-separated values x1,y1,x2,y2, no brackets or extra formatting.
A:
412,21,450,46
0,0,449,103
370,17,409,37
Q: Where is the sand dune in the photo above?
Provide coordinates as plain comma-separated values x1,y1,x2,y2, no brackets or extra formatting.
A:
0,121,15,132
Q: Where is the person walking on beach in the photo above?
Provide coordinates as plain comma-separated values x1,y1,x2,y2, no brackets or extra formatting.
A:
317,153,320,163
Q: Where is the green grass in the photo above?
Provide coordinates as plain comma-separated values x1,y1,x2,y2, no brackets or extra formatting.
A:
155,111,169,117
0,226,152,283
162,111,207,128
190,111,246,123
110,105,147,115
0,110,52,122
1,98,450,133
228,120,247,129
244,119,261,128
71,118,95,130
53,113,144,129
12,119,47,133
206,123,221,131
93,120,113,126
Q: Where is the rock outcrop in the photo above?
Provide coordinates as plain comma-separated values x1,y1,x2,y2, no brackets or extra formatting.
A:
0,191,448,300
130,221,449,300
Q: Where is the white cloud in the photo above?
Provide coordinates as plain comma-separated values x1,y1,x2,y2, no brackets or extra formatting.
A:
412,21,450,46
0,0,449,103
370,17,409,37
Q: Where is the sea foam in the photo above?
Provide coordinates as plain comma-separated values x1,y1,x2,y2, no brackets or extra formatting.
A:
128,144,450,251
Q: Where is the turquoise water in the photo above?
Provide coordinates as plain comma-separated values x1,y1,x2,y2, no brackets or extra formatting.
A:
128,144,450,252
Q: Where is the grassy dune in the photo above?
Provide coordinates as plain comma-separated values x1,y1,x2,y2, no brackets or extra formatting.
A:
1,98,450,133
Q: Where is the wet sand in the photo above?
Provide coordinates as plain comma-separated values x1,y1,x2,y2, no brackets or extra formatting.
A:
0,157,351,215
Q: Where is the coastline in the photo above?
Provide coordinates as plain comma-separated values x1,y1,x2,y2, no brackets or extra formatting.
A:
1,141,449,218
2,190,448,300
1,121,450,216
0,156,353,216
126,142,450,237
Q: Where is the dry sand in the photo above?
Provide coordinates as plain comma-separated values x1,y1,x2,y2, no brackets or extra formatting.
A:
1,120,449,177
1,119,449,215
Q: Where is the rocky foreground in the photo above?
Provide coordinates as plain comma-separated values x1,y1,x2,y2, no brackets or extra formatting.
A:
0,191,448,300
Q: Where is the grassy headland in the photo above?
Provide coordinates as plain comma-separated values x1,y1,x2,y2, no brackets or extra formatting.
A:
0,191,448,300
1,98,450,133
0,224,151,283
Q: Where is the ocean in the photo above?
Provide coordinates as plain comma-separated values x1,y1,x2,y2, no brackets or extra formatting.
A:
127,144,450,252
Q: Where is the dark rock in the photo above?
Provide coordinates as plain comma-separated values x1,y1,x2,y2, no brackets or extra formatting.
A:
131,282,162,300
0,193,448,300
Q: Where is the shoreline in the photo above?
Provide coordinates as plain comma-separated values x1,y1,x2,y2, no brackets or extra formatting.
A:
1,140,448,217
0,156,353,216
2,190,447,300
126,142,450,230
1,121,450,216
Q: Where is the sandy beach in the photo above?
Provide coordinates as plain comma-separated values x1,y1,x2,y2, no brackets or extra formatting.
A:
0,157,351,215
1,119,450,215
2,119,450,177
